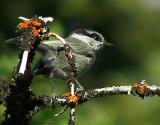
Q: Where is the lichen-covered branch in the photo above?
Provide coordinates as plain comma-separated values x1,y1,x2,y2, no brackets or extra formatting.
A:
0,78,12,104
1,72,160,124
1,16,53,125
49,29,80,125
30,80,160,114
68,108,76,125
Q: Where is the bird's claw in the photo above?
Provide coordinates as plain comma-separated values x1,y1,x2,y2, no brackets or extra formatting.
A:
76,87,84,92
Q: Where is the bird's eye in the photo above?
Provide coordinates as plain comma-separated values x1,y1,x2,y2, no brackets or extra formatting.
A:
94,36,99,41
91,33,100,41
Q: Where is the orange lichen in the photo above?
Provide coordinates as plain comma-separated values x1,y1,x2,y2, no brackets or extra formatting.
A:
18,19,44,37
132,82,148,95
63,92,71,97
63,92,79,104
68,95,78,103
31,27,39,36
65,50,72,57
18,19,42,29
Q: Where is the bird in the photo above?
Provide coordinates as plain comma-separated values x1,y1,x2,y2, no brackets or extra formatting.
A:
33,29,112,90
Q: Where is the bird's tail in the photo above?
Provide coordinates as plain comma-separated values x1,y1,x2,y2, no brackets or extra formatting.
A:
5,37,18,44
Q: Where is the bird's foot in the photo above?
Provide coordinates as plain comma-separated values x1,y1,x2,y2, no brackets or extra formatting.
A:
74,79,84,92
76,86,84,92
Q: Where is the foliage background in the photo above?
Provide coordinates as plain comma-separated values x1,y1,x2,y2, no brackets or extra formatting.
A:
0,0,160,125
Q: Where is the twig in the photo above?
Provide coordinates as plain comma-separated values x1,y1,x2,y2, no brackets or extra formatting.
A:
68,108,76,125
68,83,76,125
49,32,78,125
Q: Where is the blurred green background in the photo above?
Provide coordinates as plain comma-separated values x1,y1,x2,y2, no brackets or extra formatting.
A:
1,0,160,125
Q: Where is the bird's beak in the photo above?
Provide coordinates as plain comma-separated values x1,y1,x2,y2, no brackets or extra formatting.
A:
104,40,114,46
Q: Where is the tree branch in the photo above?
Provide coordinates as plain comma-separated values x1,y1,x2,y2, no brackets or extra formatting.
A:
0,78,13,105
31,80,160,114
1,16,52,125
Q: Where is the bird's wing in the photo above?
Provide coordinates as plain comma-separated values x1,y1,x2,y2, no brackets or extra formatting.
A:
65,37,94,56
37,39,63,63
38,39,62,53
46,51,95,77
73,54,95,76
40,37,95,56
36,38,95,78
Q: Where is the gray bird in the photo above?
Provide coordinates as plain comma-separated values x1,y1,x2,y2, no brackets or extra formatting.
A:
33,29,112,90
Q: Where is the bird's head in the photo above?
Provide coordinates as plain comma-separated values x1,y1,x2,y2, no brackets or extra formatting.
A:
70,29,113,51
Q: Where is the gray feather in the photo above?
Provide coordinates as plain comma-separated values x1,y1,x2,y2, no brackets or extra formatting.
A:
34,29,107,80
35,37,95,78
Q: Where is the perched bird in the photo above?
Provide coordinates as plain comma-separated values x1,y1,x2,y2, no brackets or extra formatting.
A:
33,29,112,90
